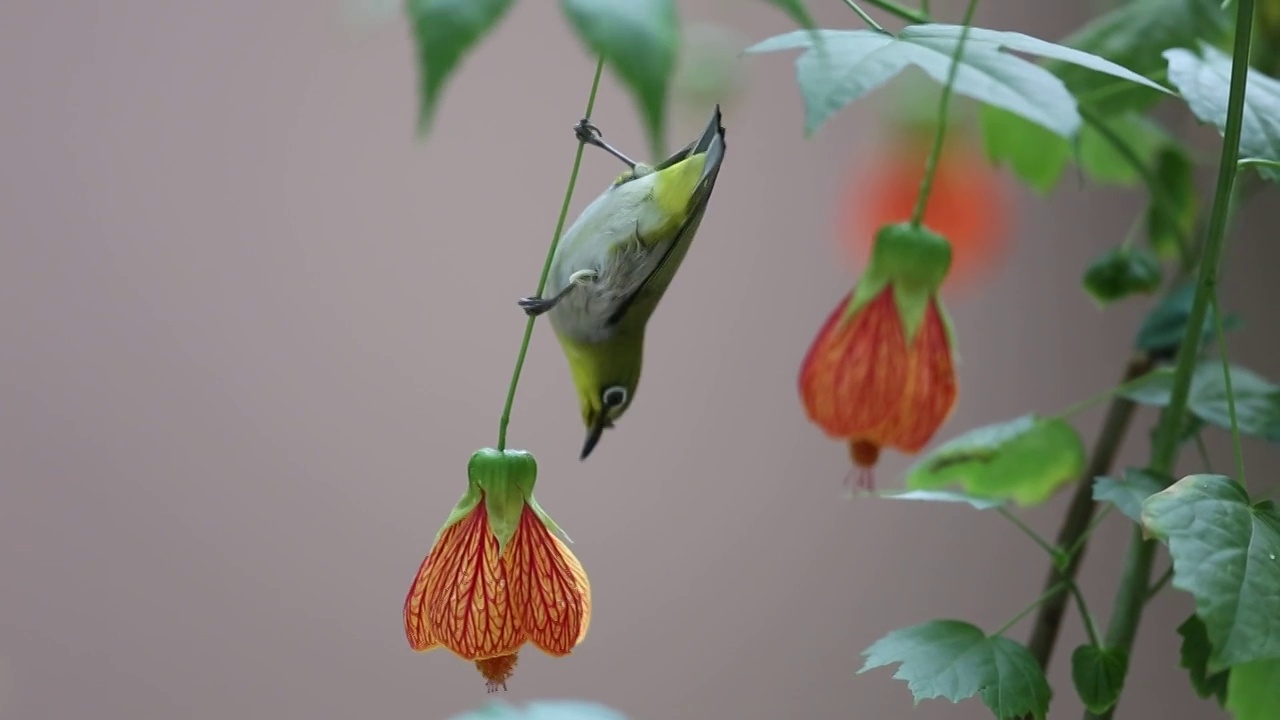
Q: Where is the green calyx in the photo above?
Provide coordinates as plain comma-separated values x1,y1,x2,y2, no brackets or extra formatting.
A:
847,223,953,342
434,448,567,554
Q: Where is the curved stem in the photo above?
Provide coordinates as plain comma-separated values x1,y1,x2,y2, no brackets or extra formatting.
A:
496,57,607,450
1086,2,1255,717
909,0,979,227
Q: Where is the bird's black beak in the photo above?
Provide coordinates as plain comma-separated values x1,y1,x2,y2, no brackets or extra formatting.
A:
580,411,612,461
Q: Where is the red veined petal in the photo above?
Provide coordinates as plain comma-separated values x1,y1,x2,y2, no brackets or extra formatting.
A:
423,504,524,660
883,298,957,452
799,287,909,441
507,506,591,656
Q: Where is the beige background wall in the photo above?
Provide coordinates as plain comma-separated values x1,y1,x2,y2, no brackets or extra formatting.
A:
1,1,1276,718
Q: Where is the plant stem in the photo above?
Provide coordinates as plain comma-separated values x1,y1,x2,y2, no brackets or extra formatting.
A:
1078,108,1193,270
861,0,929,23
1194,432,1214,473
1026,356,1153,669
842,0,888,33
1147,565,1174,599
496,57,606,451
1210,295,1247,486
1068,582,1102,647
909,0,978,227
998,508,1058,558
995,583,1068,637
1085,2,1255,717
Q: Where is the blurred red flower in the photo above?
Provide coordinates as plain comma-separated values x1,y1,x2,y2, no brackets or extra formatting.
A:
838,124,1013,293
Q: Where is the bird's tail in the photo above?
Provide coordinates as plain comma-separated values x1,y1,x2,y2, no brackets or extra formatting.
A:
692,104,726,201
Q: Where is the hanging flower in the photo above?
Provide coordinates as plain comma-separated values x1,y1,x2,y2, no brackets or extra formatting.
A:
837,119,1012,294
799,224,959,490
403,449,591,691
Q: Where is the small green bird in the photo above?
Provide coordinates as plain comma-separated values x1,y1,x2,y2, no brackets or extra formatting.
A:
519,105,727,460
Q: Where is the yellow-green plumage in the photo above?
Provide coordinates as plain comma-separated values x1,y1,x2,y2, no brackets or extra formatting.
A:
522,105,727,460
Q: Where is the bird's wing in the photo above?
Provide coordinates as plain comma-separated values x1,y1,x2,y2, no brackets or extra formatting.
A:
605,107,726,328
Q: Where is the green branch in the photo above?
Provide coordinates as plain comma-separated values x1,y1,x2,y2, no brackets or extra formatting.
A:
496,57,606,450
1085,1,1256,717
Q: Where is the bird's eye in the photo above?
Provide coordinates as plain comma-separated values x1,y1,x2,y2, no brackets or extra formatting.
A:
602,386,628,408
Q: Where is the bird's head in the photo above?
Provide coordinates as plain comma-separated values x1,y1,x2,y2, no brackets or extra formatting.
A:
563,336,642,461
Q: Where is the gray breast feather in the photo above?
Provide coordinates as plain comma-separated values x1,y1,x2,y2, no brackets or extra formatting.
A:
550,225,672,343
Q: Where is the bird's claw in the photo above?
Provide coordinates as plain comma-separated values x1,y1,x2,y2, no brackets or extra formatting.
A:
574,119,602,144
517,296,552,317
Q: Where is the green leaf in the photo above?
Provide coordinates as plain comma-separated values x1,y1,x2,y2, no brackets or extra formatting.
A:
1145,145,1198,261
1177,614,1230,704
1119,366,1177,405
980,105,1071,193
1082,247,1164,306
980,101,1172,194
1134,281,1241,354
1226,658,1280,720
1071,645,1129,714
1048,0,1229,115
744,24,1167,138
859,620,1052,720
877,489,1005,510
560,0,678,158
905,415,1086,506
1188,363,1280,442
760,0,815,30
1119,361,1277,440
1141,474,1280,671
407,0,516,136
1093,469,1168,523
1165,43,1280,183
449,700,630,720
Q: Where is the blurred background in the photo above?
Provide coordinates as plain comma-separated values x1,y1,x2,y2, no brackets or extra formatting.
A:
1,1,1276,718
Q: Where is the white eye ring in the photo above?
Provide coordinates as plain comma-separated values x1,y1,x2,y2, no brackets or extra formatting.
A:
602,386,628,408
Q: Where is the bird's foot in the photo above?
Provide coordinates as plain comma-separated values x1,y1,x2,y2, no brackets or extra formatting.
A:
574,119,603,144
517,296,556,317
568,269,598,286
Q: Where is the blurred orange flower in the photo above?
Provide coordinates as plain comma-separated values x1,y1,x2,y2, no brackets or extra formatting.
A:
799,225,959,489
839,124,1012,293
404,449,590,691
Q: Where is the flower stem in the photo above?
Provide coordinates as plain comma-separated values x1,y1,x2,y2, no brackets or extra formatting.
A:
861,0,929,23
496,57,606,451
1084,2,1255,717
909,0,978,228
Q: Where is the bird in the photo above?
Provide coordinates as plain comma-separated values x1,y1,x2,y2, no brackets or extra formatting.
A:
518,104,727,461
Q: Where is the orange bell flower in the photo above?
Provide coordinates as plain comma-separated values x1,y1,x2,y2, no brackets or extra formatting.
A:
403,449,590,691
799,224,959,489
